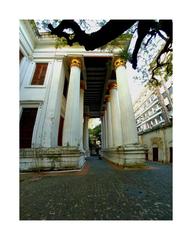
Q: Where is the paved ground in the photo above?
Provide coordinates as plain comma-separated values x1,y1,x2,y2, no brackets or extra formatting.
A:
20,157,172,220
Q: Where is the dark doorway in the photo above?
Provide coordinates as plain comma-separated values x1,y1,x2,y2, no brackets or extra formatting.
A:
19,50,24,63
20,108,38,148
153,147,158,161
145,152,148,161
58,116,64,146
170,147,173,163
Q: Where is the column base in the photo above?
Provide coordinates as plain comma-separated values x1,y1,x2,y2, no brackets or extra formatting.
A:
84,149,90,157
102,144,148,167
20,147,85,172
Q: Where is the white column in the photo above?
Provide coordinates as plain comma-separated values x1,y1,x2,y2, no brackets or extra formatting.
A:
104,109,108,148
41,59,65,147
83,114,90,154
103,116,106,149
114,58,138,145
79,83,84,150
100,115,105,149
109,82,123,147
100,117,103,149
106,96,113,148
20,56,30,88
62,58,81,147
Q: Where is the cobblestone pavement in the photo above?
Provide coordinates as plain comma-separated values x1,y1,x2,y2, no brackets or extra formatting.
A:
20,157,172,220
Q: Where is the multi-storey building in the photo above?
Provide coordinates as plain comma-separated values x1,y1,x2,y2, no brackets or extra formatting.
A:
133,78,173,163
134,78,173,134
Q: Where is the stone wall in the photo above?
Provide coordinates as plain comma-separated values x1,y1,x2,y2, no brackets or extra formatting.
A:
20,147,85,172
139,125,172,163
102,144,147,167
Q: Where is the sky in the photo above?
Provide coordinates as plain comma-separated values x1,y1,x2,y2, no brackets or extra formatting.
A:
126,62,145,102
35,19,146,101
35,19,144,129
35,19,108,34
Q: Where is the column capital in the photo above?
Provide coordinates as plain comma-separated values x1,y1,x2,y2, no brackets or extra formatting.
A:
114,58,126,70
105,95,111,102
70,58,81,69
108,82,117,90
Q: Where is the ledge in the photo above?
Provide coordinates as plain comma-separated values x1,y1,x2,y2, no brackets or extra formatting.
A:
20,147,85,172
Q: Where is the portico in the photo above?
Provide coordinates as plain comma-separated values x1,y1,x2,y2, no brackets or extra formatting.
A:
20,54,147,171
19,19,147,171
101,58,147,166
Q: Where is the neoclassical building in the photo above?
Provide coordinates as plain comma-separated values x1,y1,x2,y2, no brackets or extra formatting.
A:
19,20,147,171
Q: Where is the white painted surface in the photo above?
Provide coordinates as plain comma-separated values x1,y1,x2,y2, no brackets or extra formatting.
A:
104,110,108,148
80,88,84,150
101,117,105,149
110,87,123,147
20,57,30,88
139,126,172,162
41,60,65,147
83,116,90,154
116,65,138,145
62,65,81,147
106,101,113,148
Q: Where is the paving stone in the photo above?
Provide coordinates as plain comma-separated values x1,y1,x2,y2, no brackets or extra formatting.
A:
20,157,172,220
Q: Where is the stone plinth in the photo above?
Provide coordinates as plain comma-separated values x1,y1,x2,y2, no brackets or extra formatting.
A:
84,150,90,158
20,147,85,172
102,144,147,167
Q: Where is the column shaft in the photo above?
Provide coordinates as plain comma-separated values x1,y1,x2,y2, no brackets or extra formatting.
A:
115,60,138,145
83,115,89,153
109,84,123,147
20,56,30,88
104,110,108,148
62,63,81,147
41,59,64,147
101,117,105,149
79,88,84,150
106,100,113,148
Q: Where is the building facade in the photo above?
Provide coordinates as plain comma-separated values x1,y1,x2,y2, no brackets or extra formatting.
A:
19,20,147,172
133,78,173,163
134,78,173,134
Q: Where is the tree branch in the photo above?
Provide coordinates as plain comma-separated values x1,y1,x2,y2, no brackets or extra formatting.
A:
48,20,137,50
48,19,172,70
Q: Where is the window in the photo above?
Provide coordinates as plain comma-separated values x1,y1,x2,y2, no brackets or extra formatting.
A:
156,104,161,111
159,115,163,121
31,63,48,85
168,86,173,94
19,50,24,63
166,104,172,111
151,95,154,101
162,92,167,98
155,118,158,124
